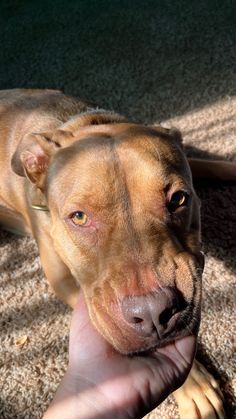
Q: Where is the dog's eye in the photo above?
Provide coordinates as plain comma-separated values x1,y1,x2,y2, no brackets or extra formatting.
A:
71,211,88,226
168,191,189,213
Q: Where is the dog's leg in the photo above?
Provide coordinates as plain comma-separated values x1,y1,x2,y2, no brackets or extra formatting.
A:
188,158,236,181
174,359,226,419
37,236,80,308
0,203,31,235
0,203,79,307
182,158,233,418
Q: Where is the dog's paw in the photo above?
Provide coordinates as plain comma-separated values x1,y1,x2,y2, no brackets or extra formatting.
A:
174,360,226,419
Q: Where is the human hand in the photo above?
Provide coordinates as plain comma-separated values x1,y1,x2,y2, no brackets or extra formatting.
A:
44,291,196,419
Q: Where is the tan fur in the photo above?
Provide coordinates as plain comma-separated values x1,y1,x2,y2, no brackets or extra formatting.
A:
1,89,234,418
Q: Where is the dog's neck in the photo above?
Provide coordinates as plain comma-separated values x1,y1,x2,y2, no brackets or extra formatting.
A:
28,184,49,212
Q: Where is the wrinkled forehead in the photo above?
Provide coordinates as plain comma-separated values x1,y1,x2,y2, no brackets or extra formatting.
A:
47,130,192,211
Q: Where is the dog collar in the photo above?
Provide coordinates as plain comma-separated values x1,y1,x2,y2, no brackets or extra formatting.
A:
31,204,49,212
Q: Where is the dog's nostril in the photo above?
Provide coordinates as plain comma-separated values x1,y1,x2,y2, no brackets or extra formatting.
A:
159,296,188,327
159,307,177,326
122,289,188,339
133,316,143,324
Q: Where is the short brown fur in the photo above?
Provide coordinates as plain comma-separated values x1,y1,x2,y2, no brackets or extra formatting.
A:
1,89,235,418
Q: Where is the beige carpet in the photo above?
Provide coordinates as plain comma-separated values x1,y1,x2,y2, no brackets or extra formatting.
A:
0,97,235,418
0,1,236,418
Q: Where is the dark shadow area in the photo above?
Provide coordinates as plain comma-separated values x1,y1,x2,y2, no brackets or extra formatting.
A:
1,0,236,122
0,397,19,419
0,241,39,286
196,182,236,272
185,144,236,162
184,145,236,275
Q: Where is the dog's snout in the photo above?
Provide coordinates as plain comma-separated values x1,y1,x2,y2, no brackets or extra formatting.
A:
121,288,187,339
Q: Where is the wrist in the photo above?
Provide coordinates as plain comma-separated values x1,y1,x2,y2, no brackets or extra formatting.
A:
43,369,121,419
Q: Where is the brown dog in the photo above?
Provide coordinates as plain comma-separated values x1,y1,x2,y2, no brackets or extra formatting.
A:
1,89,234,418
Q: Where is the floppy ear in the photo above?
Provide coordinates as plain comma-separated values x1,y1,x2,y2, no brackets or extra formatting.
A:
151,124,183,148
168,127,183,147
57,110,127,140
11,132,60,190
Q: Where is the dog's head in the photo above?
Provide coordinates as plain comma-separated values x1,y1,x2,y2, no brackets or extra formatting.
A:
12,111,204,354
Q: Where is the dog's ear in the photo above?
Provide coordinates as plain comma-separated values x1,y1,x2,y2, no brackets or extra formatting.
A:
56,110,127,141
11,132,60,190
168,127,183,147
151,125,183,148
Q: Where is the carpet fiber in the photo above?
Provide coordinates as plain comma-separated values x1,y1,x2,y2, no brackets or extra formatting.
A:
0,1,235,418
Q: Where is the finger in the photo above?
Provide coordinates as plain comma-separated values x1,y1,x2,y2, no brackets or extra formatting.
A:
69,290,115,364
156,335,197,374
70,289,95,334
175,335,197,365
72,289,88,318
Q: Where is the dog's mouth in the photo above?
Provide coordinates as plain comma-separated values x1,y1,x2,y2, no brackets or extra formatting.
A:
86,255,203,354
123,308,200,355
89,291,201,355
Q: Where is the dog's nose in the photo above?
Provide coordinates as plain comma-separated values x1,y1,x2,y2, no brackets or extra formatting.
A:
121,288,187,339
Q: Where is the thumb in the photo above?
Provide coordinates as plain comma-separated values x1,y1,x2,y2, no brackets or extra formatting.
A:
69,291,112,365
175,335,197,366
157,334,197,379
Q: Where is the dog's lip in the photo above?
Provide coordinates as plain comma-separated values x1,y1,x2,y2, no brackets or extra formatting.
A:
91,296,200,355
124,328,194,356
113,314,199,355
117,306,200,355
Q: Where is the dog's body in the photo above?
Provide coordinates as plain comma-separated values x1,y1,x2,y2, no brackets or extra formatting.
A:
1,89,234,418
